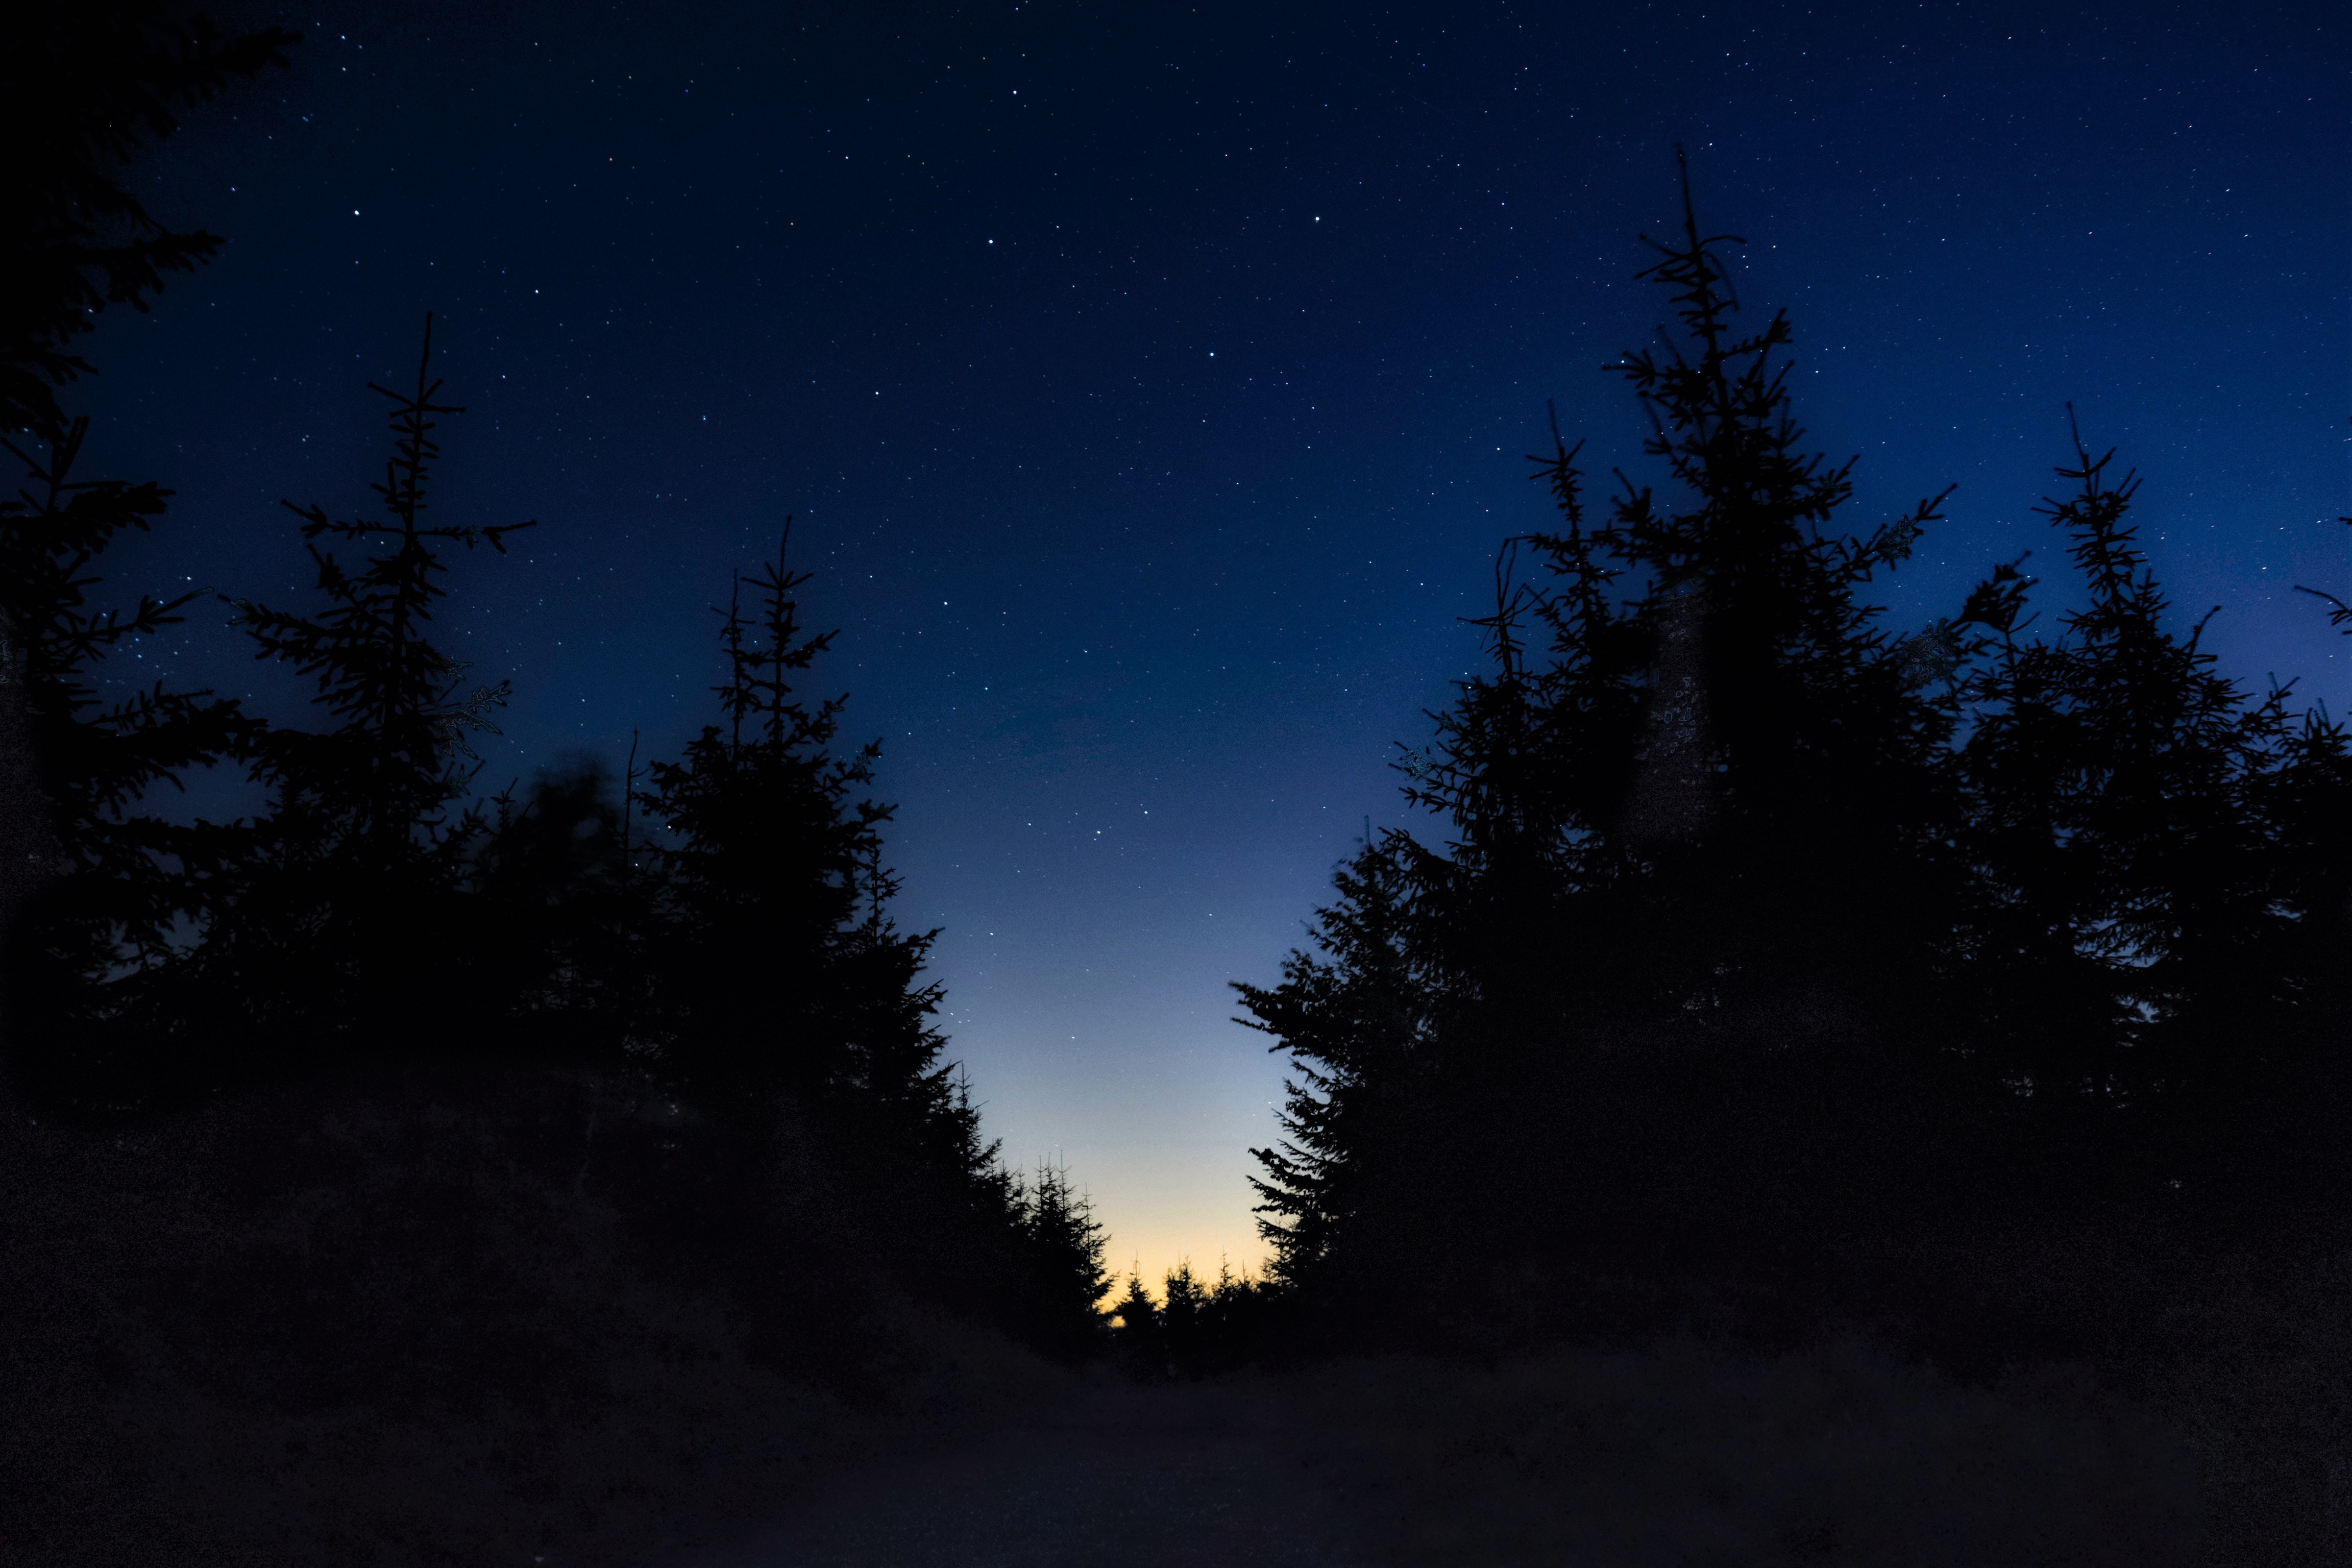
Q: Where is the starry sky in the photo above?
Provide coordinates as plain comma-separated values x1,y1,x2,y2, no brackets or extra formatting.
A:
79,0,2349,1284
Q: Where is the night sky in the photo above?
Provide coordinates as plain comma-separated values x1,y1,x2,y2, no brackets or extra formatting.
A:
79,0,2348,1283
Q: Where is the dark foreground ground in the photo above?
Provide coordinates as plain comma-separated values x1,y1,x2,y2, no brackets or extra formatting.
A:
706,1342,2204,1568
3,1073,2342,1565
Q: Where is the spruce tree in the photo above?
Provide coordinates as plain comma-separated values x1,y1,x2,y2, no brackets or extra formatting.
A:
1109,1270,1165,1376
1010,1159,1113,1355
1957,419,2352,1175
1241,153,1967,1291
193,316,530,1070
1395,151,1964,1063
633,536,1020,1287
1240,834,1431,1290
636,533,927,1116
1517,155,1958,1025
631,539,1089,1342
1245,165,2352,1325
1159,1258,1207,1373
0,418,251,1110
0,5,289,1110
3,2,294,434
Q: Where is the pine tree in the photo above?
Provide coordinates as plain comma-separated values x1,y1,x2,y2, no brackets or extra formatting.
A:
1240,153,1967,1295
629,537,1080,1340
636,531,943,1125
1957,418,2352,1173
0,418,250,1110
1529,152,1957,1023
1240,833,1431,1290
193,315,530,1069
1398,149,1963,1055
1109,1269,1164,1375
2,2,294,435
1159,1258,1207,1373
0,6,289,1110
1010,1158,1112,1355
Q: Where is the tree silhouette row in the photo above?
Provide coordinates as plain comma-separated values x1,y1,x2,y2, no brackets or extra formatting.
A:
0,5,1110,1355
1239,154,2352,1344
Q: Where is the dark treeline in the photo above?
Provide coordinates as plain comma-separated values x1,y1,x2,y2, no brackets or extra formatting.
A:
1,10,1109,1503
3,11,1122,1554
1106,1255,1282,1382
1240,156,2352,1361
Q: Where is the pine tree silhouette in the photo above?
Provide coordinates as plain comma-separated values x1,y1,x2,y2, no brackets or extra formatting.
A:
1413,148,1963,1060
636,528,922,1115
1240,834,1430,1291
1110,1269,1165,1376
0,418,251,1111
1957,414,2352,1179
630,535,1045,1313
2,3,293,435
193,315,530,1071
1159,1258,1207,1373
0,6,289,1111
1243,161,2352,1346
1536,148,1957,1023
1011,1158,1113,1355
1241,152,1968,1308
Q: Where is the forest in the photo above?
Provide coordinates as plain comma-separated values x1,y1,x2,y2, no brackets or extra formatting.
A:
5,6,2349,1566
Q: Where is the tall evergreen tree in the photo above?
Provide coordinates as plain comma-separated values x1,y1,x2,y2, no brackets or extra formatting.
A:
190,316,529,1071
1109,1269,1165,1374
1956,419,2352,1170
636,532,938,1120
1241,153,1966,1292
0,419,251,1110
1244,163,2352,1327
2,2,294,435
1240,833,1431,1289
632,546,1077,1327
1009,1159,1113,1355
1508,155,1957,1025
1398,149,1963,1079
0,4,291,1111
